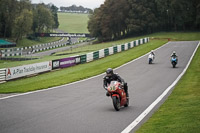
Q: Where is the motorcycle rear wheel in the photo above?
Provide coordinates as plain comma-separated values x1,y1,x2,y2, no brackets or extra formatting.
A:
112,96,120,111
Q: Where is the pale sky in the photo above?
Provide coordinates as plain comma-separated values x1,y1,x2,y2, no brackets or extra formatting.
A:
31,0,105,9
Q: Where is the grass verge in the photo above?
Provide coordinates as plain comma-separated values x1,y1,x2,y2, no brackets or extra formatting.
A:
0,39,167,93
136,44,200,133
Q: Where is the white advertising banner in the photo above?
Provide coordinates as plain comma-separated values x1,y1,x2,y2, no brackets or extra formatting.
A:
6,61,52,80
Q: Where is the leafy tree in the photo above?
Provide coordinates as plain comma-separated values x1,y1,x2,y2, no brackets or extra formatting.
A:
0,0,18,37
33,4,55,33
50,5,59,29
126,0,157,34
60,5,92,13
14,9,33,42
88,0,130,41
88,0,200,42
194,0,200,29
88,9,103,41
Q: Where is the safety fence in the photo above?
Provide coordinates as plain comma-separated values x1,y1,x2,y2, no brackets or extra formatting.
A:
79,38,149,63
0,68,6,83
1,37,149,82
0,38,95,57
0,38,66,57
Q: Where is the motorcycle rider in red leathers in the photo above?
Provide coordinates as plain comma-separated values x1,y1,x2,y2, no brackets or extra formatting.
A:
103,68,129,98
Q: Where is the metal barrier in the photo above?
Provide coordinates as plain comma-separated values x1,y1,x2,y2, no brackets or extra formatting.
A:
0,68,6,83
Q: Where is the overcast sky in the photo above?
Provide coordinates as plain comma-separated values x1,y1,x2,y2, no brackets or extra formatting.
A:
31,0,105,9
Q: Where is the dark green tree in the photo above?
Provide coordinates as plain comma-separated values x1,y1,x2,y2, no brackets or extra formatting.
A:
32,4,55,33
14,9,33,42
50,5,59,29
126,0,157,35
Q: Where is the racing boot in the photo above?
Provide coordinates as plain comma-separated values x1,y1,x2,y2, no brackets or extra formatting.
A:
126,91,129,98
106,91,110,97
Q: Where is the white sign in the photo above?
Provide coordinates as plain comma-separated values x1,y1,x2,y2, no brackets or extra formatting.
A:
6,61,52,80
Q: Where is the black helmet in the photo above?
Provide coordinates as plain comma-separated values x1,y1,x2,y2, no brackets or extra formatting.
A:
106,68,113,76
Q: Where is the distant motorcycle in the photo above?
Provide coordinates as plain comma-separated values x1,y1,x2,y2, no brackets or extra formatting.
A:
171,56,177,68
107,81,129,111
148,53,155,64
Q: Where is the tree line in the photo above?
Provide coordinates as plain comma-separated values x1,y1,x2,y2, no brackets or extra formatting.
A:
60,5,92,13
88,0,200,42
0,0,59,42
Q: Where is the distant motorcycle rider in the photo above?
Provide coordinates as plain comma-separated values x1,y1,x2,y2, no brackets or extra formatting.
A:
150,50,155,57
151,50,155,56
103,68,129,98
171,51,178,58
171,51,178,61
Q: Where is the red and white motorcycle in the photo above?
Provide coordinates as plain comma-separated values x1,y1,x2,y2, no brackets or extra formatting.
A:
107,81,129,111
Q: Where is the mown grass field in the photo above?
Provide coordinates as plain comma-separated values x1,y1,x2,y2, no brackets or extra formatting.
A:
58,12,89,33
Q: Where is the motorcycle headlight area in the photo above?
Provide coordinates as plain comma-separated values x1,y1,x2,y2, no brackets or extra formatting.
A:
109,86,116,91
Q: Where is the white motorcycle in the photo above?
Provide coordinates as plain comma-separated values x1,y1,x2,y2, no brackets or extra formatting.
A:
148,53,155,64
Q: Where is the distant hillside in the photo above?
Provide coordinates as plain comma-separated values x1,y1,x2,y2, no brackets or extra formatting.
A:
58,13,89,33
60,5,92,14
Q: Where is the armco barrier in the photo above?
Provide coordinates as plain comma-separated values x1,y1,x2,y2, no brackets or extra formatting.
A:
0,68,6,82
121,44,125,51
93,51,99,60
109,47,114,55
117,45,122,52
87,52,93,62
128,43,131,49
104,48,109,57
80,54,87,64
113,46,118,54
78,37,149,65
138,39,141,45
99,49,104,59
1,38,67,57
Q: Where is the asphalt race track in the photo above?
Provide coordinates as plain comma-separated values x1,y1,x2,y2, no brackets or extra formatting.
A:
0,41,199,133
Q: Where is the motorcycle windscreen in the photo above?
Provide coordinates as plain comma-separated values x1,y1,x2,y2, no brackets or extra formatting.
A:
171,57,177,61
108,81,118,91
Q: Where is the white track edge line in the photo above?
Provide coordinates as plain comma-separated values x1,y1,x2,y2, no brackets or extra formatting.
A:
121,41,200,133
0,42,169,100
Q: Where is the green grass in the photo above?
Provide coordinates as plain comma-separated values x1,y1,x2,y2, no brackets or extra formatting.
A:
16,37,62,47
148,32,200,41
136,44,200,133
58,12,89,33
0,39,167,93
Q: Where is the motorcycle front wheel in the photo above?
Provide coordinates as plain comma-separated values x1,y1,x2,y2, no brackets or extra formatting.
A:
112,96,120,111
149,58,152,64
172,62,176,68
